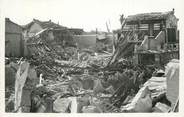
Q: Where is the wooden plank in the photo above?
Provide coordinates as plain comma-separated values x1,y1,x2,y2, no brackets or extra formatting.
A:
14,62,30,112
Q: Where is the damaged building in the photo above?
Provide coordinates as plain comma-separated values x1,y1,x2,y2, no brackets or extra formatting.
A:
112,9,179,66
5,18,24,57
22,19,77,57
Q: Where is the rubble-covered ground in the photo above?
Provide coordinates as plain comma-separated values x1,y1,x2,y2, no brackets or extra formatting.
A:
5,37,178,113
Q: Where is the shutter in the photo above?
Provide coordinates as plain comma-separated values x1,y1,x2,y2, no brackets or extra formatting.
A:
167,28,176,43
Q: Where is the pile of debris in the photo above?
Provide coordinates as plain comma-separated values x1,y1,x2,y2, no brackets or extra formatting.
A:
5,52,179,113
5,19,179,113
5,53,158,113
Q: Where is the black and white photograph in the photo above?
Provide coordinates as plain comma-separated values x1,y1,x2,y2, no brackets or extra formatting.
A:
1,0,183,114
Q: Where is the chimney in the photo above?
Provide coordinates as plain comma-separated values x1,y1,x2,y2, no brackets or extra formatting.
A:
172,8,175,14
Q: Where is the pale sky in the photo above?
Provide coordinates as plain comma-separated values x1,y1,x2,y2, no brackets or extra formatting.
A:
1,0,183,32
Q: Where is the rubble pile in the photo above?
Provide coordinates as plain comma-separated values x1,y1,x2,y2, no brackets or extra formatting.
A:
5,50,179,113
5,50,157,113
5,22,179,113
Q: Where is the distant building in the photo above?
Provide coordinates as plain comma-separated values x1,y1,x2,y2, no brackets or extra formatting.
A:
73,31,114,52
68,28,84,35
5,18,24,57
74,34,97,49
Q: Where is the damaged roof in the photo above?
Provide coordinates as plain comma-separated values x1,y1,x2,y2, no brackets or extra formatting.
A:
125,10,175,24
22,19,66,30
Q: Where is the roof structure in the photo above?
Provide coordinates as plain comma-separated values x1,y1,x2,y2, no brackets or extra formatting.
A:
22,19,66,30
5,18,23,29
124,10,175,24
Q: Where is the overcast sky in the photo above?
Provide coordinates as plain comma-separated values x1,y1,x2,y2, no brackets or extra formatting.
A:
1,0,183,32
